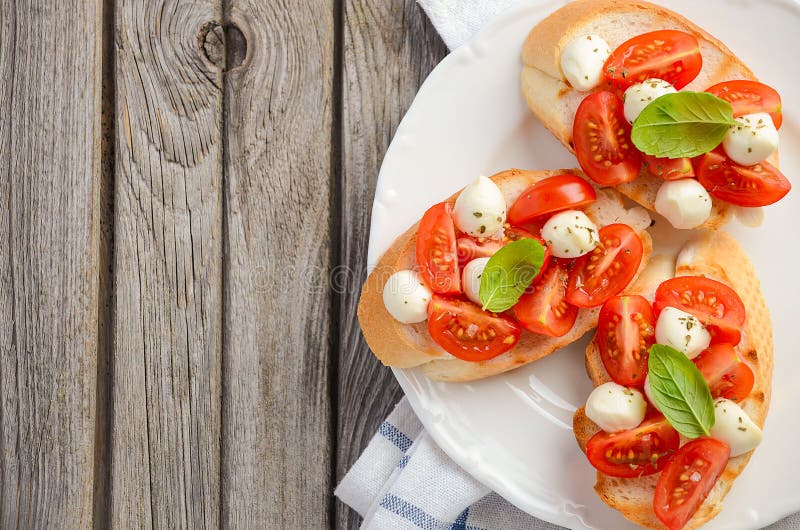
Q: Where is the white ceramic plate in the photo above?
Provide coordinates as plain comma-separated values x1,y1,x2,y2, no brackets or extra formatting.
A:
366,1,800,528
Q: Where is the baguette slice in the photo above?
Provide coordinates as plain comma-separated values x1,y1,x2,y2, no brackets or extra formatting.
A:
520,0,780,229
574,230,773,529
358,168,653,382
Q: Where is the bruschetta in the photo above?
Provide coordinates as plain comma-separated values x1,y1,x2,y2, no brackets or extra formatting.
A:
358,168,653,381
573,231,772,529
520,0,789,230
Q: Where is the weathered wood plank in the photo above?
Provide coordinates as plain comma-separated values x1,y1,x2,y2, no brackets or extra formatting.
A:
110,1,223,527
335,2,447,528
0,0,102,527
219,1,336,528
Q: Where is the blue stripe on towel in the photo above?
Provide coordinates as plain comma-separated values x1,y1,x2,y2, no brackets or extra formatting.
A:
378,493,486,530
380,493,446,529
378,421,413,452
451,507,469,530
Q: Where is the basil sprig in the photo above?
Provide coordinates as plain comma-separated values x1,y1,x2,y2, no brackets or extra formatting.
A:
648,344,715,438
479,238,545,313
631,91,735,158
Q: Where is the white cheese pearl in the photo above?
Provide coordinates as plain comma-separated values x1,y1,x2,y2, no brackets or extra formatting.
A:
585,382,647,433
655,306,711,359
722,112,779,166
643,375,660,412
540,210,599,258
623,79,677,123
462,257,490,306
382,270,432,324
654,178,712,230
711,398,763,457
559,35,611,92
452,176,507,238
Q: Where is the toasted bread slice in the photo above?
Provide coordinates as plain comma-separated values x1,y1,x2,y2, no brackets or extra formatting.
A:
574,231,773,529
358,168,653,382
520,0,780,229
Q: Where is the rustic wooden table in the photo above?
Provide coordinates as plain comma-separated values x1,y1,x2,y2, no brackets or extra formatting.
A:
1,0,446,528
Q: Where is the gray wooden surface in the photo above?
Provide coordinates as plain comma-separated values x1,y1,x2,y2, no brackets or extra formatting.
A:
336,2,447,528
0,0,443,528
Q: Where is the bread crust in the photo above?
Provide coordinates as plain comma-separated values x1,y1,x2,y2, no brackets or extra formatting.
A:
357,168,652,381
519,0,782,230
574,231,773,529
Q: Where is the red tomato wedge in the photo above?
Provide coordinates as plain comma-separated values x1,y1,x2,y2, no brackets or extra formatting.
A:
694,344,755,403
597,295,655,387
513,261,577,337
457,227,547,263
456,228,552,287
427,295,521,362
642,154,694,181
574,92,642,186
416,202,460,294
696,150,791,207
654,439,730,530
706,80,783,129
603,30,702,90
507,174,597,225
654,276,745,346
586,414,680,478
566,224,643,308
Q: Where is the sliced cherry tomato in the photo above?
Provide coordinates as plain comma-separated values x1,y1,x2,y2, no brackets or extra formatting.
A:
416,202,460,294
696,149,791,207
507,174,597,225
654,276,745,346
513,261,577,337
642,154,694,181
457,227,543,263
566,224,643,308
573,92,642,185
597,295,655,387
706,80,782,129
654,438,730,530
427,295,521,362
456,228,552,286
693,344,755,402
603,30,702,90
456,237,502,265
586,414,680,478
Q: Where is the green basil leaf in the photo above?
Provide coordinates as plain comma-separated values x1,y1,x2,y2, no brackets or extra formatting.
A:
631,92,735,158
479,238,545,313
648,344,715,438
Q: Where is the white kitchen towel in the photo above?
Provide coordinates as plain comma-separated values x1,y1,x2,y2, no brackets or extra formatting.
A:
335,398,560,530
416,0,522,50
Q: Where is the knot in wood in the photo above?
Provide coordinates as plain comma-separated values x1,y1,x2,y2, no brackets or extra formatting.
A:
199,21,247,71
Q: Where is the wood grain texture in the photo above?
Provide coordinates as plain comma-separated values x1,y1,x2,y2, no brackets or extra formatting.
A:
0,0,102,527
335,2,447,529
219,1,336,528
110,0,223,527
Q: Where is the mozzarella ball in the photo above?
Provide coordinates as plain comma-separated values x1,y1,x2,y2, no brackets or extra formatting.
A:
623,79,677,123
559,35,611,92
541,210,599,258
462,257,490,306
585,382,648,433
711,398,763,457
655,306,711,359
452,176,507,238
382,270,432,324
722,112,779,166
643,375,660,412
654,178,712,230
